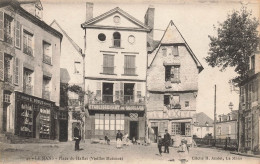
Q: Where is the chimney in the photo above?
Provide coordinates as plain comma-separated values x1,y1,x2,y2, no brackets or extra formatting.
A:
86,2,93,22
144,5,155,48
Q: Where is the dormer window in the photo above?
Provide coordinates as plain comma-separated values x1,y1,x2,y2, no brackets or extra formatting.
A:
113,32,121,47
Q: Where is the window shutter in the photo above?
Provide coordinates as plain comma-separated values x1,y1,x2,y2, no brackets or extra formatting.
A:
114,83,120,101
0,11,3,41
0,51,4,81
13,57,19,85
15,21,21,48
119,82,124,102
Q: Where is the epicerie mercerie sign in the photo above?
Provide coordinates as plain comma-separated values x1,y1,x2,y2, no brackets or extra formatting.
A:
88,104,145,111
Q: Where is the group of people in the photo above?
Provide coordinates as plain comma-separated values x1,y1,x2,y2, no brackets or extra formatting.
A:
158,129,189,164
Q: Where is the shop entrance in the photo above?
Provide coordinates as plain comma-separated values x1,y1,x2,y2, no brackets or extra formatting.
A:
129,121,138,140
59,120,68,141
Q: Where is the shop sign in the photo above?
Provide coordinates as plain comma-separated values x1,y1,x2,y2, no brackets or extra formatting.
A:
16,92,53,107
88,104,144,111
168,110,195,118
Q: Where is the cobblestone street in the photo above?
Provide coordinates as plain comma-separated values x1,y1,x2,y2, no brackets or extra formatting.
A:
0,141,259,164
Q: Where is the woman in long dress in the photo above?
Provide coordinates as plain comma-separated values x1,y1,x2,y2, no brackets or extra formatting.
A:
116,130,123,148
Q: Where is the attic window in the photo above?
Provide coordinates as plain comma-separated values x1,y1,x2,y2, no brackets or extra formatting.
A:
98,33,106,42
113,16,120,24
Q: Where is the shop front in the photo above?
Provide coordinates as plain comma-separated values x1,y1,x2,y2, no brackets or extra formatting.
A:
15,91,57,139
86,104,145,141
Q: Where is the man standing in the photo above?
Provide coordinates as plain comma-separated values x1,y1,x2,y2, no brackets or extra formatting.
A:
116,130,123,148
164,129,171,153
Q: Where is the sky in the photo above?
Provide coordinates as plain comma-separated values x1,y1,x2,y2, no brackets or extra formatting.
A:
41,0,259,119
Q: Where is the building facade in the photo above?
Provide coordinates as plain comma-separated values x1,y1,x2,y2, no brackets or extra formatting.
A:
81,3,150,141
0,0,62,141
147,21,203,146
193,112,214,138
50,20,84,141
238,50,260,153
216,111,238,140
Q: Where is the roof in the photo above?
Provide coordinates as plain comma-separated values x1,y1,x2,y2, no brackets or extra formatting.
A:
81,7,151,32
50,20,82,56
0,0,62,39
148,20,203,73
194,112,214,127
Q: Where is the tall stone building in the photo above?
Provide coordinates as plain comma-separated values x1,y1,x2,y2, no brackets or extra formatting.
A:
147,21,203,146
238,49,260,153
81,3,151,140
0,0,62,141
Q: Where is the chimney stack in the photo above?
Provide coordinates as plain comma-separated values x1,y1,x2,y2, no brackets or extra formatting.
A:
86,2,93,22
144,5,155,48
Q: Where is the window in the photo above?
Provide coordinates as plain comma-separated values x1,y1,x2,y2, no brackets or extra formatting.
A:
95,114,104,130
23,68,33,95
113,32,121,47
165,65,180,83
171,122,190,136
172,95,180,106
4,92,11,103
124,55,136,75
113,16,120,24
43,41,52,65
250,55,255,70
4,54,12,83
23,31,33,56
102,83,113,103
172,46,179,56
105,114,109,130
4,14,13,44
185,101,189,107
103,54,114,74
42,76,51,100
74,61,81,74
98,33,106,41
110,114,115,130
128,35,135,44
116,114,124,131
164,95,170,106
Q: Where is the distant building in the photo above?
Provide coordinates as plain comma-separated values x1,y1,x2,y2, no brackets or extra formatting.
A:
0,0,62,140
147,20,203,146
81,3,150,140
216,110,238,140
193,112,214,138
238,49,260,153
51,20,84,141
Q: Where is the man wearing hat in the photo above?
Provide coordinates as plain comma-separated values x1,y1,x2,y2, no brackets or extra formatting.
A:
164,129,171,153
157,135,163,156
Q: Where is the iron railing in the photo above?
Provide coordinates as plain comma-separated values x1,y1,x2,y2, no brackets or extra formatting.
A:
43,54,52,65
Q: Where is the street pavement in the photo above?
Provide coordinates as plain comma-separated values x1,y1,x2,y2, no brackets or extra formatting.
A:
0,140,259,164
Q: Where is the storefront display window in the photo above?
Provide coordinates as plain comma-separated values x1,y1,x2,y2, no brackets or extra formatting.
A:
39,108,51,139
19,103,33,137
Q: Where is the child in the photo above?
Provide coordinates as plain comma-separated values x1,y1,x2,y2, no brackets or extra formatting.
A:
158,135,164,156
177,139,189,164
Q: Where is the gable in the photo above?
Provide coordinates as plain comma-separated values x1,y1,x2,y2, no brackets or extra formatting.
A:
81,7,150,32
161,21,185,44
93,12,142,29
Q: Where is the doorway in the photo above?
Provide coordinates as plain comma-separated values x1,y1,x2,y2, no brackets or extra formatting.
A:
151,127,158,143
129,121,138,140
59,120,68,141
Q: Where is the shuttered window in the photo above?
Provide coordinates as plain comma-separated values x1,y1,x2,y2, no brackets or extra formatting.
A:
124,55,135,75
165,65,180,83
96,82,101,101
0,11,4,41
103,54,114,74
14,57,19,85
0,51,4,81
15,21,21,48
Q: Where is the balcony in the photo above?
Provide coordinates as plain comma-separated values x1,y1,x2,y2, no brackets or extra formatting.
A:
124,67,136,75
102,66,114,74
93,94,144,105
4,73,12,83
43,54,52,65
4,32,13,44
23,84,33,95
42,90,50,100
23,46,33,56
